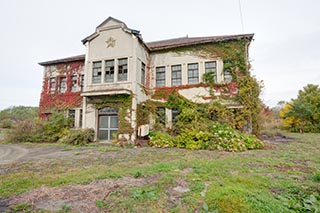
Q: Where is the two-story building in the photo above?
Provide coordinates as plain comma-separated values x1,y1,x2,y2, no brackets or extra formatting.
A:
39,17,255,142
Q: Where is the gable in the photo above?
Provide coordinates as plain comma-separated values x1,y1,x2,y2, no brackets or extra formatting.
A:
96,17,127,31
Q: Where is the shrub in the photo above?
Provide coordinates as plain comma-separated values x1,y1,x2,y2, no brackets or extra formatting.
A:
175,128,212,150
149,122,264,152
149,132,175,148
58,128,95,146
0,119,14,128
6,120,36,143
6,112,74,143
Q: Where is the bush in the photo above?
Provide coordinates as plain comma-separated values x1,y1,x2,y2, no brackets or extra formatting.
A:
149,123,264,152
149,132,175,148
58,128,95,146
6,113,74,143
0,119,14,128
175,129,212,150
6,120,36,143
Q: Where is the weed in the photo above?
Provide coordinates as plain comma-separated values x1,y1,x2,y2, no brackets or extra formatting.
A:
131,188,157,200
95,200,109,209
8,203,32,212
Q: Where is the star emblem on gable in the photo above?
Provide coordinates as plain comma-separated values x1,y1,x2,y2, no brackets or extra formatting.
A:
106,37,116,48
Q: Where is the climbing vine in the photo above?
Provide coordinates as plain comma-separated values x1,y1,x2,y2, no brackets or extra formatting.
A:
140,38,263,136
89,94,133,136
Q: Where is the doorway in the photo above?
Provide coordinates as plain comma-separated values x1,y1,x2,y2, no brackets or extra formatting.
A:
98,107,118,140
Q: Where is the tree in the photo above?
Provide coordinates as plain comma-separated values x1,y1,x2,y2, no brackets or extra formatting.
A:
281,84,320,132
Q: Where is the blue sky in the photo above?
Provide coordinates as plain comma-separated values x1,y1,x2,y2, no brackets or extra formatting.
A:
0,0,319,110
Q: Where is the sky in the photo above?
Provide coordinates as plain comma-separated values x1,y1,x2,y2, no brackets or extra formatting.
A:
0,0,319,110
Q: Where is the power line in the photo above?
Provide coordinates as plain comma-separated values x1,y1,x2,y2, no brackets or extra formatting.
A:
238,0,245,33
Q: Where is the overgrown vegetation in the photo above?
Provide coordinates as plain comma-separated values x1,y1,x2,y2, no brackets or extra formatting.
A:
138,38,263,152
280,84,320,133
144,92,264,152
4,112,94,145
0,133,319,212
0,106,38,128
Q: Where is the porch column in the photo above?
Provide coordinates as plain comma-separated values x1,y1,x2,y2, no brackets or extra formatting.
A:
82,97,87,128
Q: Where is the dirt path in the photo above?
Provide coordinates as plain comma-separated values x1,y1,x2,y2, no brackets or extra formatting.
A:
0,144,29,165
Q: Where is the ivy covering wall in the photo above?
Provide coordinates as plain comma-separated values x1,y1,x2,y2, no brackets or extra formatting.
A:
138,38,262,136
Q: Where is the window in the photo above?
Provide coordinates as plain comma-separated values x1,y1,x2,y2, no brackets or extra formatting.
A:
79,109,83,128
71,75,77,92
68,109,76,127
80,74,84,91
188,63,199,84
223,60,233,83
118,58,128,81
141,62,145,85
49,77,56,93
172,109,180,123
92,61,102,84
205,61,217,83
59,77,67,93
105,60,114,83
156,107,166,125
156,66,165,87
171,65,182,86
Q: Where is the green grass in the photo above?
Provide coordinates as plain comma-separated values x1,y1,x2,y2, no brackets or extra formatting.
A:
0,132,320,212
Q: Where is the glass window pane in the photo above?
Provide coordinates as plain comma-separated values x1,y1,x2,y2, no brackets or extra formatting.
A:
99,116,109,128
110,130,117,140
110,116,118,128
98,130,108,140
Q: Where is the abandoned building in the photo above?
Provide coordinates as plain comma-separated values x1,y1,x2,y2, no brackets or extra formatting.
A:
39,16,256,142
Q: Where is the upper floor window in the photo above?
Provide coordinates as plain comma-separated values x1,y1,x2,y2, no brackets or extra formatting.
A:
59,77,67,93
92,61,102,84
80,74,84,91
105,60,114,83
171,65,182,86
205,61,217,83
141,62,145,85
188,63,199,84
118,58,128,81
70,75,77,92
49,77,56,93
223,60,233,83
156,66,165,87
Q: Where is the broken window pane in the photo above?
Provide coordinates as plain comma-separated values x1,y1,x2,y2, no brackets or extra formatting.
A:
92,61,102,84
118,58,128,81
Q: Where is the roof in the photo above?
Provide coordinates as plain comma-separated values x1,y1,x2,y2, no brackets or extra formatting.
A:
146,34,254,51
39,33,254,66
39,54,85,66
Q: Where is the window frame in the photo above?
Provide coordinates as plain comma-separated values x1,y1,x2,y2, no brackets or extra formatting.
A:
223,60,233,83
156,107,166,125
59,77,67,93
80,74,84,91
92,61,102,84
141,62,145,85
171,65,182,86
187,63,199,84
68,109,76,128
49,77,56,93
70,75,78,92
118,58,128,82
105,59,115,83
205,61,217,83
156,66,166,87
